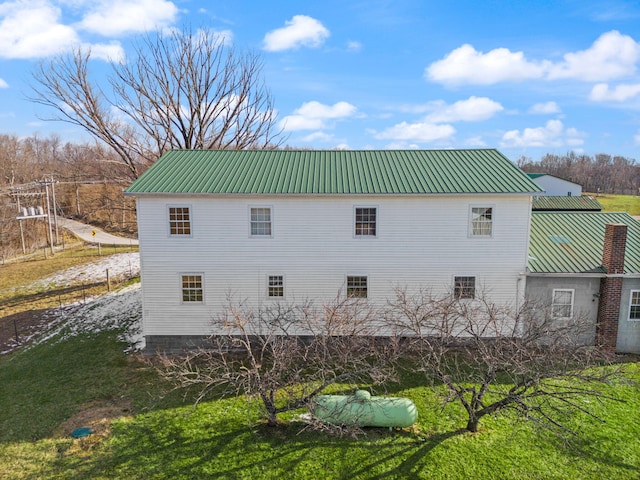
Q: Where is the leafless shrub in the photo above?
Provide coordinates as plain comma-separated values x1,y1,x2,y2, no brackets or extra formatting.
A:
384,287,623,434
157,296,399,427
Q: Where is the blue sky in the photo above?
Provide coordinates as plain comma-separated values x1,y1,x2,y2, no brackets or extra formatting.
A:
2,0,640,162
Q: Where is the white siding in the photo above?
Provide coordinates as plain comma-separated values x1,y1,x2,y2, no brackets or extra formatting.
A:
617,279,640,353
533,176,582,197
137,194,532,336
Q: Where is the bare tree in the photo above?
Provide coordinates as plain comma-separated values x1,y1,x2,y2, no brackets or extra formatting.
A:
31,27,283,181
518,151,640,195
157,296,399,427
384,287,622,434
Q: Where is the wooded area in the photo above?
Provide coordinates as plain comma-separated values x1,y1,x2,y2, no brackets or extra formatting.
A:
518,151,640,195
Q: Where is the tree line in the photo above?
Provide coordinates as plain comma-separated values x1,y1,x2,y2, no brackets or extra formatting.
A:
518,152,640,195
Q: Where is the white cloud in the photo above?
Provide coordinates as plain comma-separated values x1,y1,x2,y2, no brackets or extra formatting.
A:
529,101,560,114
0,78,8,88
375,122,455,143
548,31,640,81
347,41,362,52
0,1,79,58
464,136,487,147
84,41,125,63
384,142,420,150
301,131,334,142
500,120,585,148
0,1,160,60
589,82,640,101
634,129,640,145
423,96,503,123
78,0,179,36
426,30,640,86
280,101,357,131
426,44,548,85
263,15,329,52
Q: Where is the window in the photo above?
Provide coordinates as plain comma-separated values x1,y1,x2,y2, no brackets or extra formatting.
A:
268,275,284,298
454,276,475,299
630,290,640,321
181,274,203,303
355,207,377,237
347,276,368,298
551,289,574,319
470,206,493,237
250,207,272,236
169,206,191,235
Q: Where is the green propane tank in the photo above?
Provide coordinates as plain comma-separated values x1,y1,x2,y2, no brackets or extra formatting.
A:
311,390,417,428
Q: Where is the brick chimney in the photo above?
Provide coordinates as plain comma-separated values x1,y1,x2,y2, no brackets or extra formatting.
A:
595,223,628,353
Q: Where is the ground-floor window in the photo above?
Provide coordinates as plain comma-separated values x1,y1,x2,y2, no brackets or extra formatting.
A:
630,290,640,320
454,276,476,299
551,289,574,319
268,275,284,297
347,276,368,298
181,274,203,303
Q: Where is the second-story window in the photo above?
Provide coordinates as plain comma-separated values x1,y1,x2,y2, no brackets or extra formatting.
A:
355,207,377,237
250,207,272,237
169,206,191,236
470,206,493,237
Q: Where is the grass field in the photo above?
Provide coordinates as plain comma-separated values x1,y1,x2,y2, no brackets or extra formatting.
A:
0,328,638,480
588,193,640,216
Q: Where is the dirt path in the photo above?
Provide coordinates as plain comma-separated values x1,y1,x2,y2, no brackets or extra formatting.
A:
57,218,138,246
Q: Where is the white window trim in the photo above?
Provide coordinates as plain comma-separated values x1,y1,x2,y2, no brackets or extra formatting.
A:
248,205,274,238
629,290,640,321
551,288,574,319
346,274,368,298
180,272,205,304
453,275,476,300
167,204,193,237
266,274,286,299
468,205,494,239
353,205,379,239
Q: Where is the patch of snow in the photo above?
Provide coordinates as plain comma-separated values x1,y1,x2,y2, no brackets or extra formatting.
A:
32,252,140,289
33,283,144,351
2,252,144,355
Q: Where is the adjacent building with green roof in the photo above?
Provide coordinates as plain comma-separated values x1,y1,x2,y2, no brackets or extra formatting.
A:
527,211,640,353
531,195,602,212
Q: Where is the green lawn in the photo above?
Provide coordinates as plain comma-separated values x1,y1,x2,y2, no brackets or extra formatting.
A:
0,328,638,479
588,193,640,216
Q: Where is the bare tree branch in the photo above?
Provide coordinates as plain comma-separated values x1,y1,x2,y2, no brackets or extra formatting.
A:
30,27,284,181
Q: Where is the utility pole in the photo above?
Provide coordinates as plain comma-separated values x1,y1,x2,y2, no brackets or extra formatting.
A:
43,180,54,254
47,175,59,245
14,194,26,254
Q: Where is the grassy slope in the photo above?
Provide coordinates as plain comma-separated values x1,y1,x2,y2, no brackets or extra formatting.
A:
587,193,640,216
0,329,638,479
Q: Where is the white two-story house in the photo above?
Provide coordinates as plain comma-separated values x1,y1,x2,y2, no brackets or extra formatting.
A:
125,149,543,352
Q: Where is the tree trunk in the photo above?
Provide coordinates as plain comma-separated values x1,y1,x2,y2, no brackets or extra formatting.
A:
466,415,480,433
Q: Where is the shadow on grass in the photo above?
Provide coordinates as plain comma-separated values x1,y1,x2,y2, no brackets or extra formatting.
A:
51,411,467,480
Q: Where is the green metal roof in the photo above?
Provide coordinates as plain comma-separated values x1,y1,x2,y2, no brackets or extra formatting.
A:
528,212,640,274
532,195,602,211
527,173,545,179
125,149,542,195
